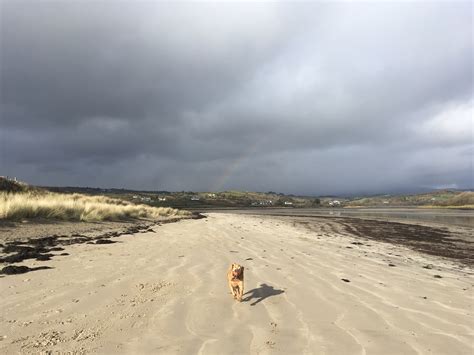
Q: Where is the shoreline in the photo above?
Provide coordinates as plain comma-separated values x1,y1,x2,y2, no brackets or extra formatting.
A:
191,207,474,228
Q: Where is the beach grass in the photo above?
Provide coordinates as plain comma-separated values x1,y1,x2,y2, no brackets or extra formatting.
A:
0,191,191,222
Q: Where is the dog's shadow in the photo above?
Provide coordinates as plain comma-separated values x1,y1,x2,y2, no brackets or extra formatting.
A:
243,283,285,306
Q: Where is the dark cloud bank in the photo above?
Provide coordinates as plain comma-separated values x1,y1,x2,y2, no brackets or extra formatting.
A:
1,1,472,195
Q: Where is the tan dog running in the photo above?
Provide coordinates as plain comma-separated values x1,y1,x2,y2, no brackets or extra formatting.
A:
227,263,244,302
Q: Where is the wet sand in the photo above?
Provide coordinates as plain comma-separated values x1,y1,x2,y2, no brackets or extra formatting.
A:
0,213,473,354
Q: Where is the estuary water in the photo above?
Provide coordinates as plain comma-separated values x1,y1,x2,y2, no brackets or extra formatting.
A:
200,207,474,228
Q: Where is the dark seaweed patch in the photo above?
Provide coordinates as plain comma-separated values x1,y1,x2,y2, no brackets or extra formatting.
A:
1,265,53,275
338,218,474,266
1,223,159,268
95,239,116,244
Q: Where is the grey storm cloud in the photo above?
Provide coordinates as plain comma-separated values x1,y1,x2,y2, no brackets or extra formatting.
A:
0,1,472,194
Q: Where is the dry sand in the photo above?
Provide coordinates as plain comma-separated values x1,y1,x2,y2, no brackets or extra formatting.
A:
1,213,473,354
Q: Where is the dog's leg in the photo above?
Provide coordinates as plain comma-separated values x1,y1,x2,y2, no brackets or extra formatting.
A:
237,284,243,302
233,286,239,299
239,268,244,302
229,283,236,298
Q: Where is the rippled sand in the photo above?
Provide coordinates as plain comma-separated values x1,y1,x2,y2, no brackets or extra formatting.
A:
1,213,472,354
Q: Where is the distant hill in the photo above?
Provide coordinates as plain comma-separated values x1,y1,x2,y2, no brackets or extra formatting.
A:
346,190,474,208
440,191,474,207
0,176,31,192
39,186,319,208
4,179,472,209
42,186,170,195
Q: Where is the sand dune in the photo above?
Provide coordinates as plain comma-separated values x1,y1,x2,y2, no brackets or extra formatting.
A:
1,213,472,354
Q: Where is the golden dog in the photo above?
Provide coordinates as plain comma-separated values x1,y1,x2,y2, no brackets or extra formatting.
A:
227,263,244,302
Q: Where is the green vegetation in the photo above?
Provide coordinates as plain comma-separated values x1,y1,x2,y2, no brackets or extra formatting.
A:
440,191,474,206
59,189,472,210
3,177,471,210
346,190,474,208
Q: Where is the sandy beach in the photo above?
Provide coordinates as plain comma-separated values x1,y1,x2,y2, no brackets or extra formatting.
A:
1,213,473,354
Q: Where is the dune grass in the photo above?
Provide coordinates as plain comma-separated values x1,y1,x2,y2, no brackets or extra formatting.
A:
0,192,191,222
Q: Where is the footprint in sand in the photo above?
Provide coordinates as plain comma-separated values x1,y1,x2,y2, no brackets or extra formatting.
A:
270,322,278,333
265,340,276,348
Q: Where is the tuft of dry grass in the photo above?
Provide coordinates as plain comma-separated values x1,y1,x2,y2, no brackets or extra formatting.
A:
0,192,191,222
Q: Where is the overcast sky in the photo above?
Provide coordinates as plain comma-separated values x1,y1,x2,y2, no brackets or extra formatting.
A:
1,1,472,195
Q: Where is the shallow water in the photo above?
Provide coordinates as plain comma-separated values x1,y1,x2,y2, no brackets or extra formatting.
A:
201,207,474,228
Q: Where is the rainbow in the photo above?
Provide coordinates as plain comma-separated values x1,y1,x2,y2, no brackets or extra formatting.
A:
211,141,260,192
